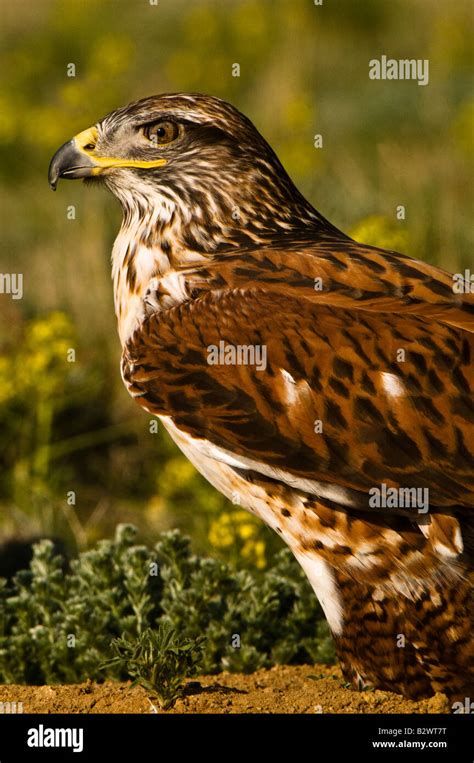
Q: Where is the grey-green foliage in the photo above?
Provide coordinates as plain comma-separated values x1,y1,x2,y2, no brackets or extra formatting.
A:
101,625,206,710
0,524,335,684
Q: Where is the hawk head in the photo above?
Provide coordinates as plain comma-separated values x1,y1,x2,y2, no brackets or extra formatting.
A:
48,93,332,251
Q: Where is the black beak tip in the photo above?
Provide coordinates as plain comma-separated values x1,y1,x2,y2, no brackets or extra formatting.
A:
48,154,61,191
48,139,76,191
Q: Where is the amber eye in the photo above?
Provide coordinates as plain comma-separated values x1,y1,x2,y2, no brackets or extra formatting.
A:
143,121,180,146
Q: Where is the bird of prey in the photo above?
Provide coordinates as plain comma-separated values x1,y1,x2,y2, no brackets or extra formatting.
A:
49,93,473,700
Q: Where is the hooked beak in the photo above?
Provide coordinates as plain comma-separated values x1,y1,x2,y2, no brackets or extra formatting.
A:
48,126,167,190
49,127,102,190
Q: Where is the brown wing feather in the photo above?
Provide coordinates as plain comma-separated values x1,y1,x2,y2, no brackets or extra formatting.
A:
180,238,474,332
123,286,473,509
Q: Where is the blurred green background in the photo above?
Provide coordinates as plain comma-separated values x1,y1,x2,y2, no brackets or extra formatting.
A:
0,0,472,563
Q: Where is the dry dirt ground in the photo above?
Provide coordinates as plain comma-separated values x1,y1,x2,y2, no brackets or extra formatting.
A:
0,665,451,714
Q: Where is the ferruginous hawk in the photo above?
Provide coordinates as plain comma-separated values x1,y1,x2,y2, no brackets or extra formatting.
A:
49,93,473,700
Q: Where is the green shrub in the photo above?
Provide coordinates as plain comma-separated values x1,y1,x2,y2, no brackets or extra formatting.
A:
101,625,206,710
0,524,335,684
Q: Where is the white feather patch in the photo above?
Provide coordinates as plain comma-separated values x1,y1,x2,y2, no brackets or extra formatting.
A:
381,371,405,398
169,432,357,507
293,551,344,635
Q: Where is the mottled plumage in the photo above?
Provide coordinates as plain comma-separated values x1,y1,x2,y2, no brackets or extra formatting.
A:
49,93,474,700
